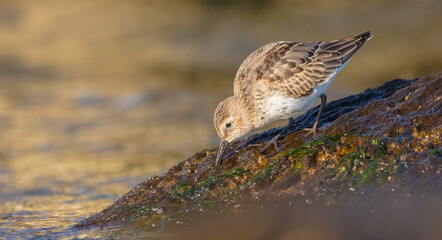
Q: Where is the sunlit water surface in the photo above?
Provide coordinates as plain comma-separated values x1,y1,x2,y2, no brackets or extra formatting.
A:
0,79,224,239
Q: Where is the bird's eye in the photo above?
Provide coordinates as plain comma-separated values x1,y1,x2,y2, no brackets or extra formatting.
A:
225,123,232,128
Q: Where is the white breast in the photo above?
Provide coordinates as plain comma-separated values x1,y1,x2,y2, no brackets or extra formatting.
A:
262,87,324,124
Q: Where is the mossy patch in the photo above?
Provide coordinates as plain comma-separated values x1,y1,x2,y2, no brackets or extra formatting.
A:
250,159,279,187
170,182,196,202
169,167,248,203
199,167,247,189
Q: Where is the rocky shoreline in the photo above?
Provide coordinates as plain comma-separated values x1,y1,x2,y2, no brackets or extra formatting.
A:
75,74,441,235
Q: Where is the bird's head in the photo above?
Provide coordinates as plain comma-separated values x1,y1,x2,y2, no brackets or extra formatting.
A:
213,96,254,164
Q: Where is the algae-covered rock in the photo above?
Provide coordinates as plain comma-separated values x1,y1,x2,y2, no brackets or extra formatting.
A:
75,74,441,232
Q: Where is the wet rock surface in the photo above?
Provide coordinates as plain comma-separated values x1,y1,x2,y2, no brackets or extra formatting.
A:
75,74,441,233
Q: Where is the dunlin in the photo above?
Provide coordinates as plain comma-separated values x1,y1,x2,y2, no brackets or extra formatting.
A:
214,31,372,165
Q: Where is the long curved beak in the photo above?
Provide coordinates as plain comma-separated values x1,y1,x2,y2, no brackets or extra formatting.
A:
216,139,229,165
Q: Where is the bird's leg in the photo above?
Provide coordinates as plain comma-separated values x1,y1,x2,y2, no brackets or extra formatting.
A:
304,94,327,138
261,117,294,154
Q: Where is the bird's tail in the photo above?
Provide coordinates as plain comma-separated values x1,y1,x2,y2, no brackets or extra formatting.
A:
320,31,373,63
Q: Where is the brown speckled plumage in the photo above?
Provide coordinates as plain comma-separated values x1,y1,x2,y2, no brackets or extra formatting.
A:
214,31,372,144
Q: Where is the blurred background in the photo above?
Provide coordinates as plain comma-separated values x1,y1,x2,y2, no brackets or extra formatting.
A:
0,0,440,238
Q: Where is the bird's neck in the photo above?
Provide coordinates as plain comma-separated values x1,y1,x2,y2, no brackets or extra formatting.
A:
232,96,258,133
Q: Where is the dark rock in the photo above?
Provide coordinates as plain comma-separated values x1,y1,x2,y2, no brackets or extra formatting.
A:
74,74,441,232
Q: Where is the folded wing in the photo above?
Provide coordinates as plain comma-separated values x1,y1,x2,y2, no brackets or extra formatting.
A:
258,31,372,97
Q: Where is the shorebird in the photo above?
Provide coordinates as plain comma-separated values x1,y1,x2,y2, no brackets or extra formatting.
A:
214,31,372,165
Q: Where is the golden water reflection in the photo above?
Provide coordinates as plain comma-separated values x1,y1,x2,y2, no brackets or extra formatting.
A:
0,79,219,238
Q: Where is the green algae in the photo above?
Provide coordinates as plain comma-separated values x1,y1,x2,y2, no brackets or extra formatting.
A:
169,167,248,202
245,132,422,198
170,182,196,202
295,160,303,170
276,138,322,159
277,132,351,159
335,141,397,188
249,133,351,188
272,134,402,190
250,160,278,187
199,167,247,189
135,168,250,226
368,138,389,155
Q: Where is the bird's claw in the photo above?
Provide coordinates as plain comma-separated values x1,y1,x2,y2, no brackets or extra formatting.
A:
303,127,317,138
261,135,281,154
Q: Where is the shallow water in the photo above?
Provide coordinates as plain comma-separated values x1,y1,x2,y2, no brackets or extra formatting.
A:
0,79,221,238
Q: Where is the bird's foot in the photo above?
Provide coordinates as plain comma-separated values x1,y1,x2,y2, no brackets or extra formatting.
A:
303,127,317,138
303,93,326,139
261,134,282,154
260,118,294,154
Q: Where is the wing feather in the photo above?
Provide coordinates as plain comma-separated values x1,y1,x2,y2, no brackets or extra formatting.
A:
256,31,373,98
